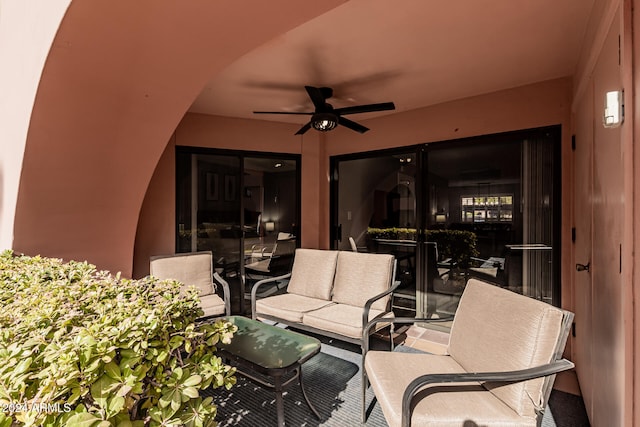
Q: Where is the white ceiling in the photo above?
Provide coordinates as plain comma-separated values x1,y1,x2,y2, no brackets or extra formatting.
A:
189,0,595,128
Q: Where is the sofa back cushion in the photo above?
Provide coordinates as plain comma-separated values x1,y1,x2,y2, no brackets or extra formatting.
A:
287,249,338,300
448,279,564,418
332,251,395,310
150,252,214,296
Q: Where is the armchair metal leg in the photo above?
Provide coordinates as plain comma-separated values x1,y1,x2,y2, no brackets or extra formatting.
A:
389,323,395,351
361,369,368,424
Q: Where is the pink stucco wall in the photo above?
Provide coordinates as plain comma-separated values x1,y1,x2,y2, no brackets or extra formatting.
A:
12,0,346,277
570,0,636,424
133,114,327,277
138,78,573,284
0,0,70,250
633,1,640,422
325,77,574,309
5,0,638,425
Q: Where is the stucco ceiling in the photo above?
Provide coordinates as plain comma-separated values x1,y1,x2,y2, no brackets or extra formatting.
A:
189,0,595,127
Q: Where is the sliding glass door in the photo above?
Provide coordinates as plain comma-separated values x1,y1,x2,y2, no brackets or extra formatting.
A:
176,148,300,314
331,149,420,316
331,126,561,328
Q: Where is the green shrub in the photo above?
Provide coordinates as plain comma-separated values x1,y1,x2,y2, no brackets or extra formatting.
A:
0,251,236,427
425,229,479,265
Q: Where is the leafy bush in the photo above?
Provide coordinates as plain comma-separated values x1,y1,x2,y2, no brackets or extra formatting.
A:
0,251,236,427
425,229,479,265
366,227,417,240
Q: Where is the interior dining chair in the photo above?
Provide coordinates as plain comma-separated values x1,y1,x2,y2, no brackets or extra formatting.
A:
349,236,358,252
244,236,296,299
149,251,231,318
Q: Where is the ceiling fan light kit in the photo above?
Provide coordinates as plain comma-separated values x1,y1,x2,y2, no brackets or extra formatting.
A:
253,85,395,135
311,112,338,131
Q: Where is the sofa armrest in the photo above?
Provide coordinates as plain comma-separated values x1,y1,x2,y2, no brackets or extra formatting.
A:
250,272,292,319
360,315,455,422
362,316,454,354
400,358,575,427
362,279,402,329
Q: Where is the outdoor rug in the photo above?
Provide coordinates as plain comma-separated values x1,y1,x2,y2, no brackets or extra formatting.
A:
206,339,590,426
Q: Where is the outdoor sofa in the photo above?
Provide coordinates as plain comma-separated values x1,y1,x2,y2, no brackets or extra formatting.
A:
250,248,399,351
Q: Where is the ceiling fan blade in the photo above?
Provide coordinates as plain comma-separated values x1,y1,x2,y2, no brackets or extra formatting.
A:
295,122,312,135
305,86,327,110
334,102,396,116
339,117,369,134
253,111,313,115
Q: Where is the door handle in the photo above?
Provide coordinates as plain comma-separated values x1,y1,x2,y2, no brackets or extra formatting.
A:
575,262,590,272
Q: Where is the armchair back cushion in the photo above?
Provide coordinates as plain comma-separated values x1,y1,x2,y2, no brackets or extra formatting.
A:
149,252,215,296
287,249,338,300
448,279,564,417
332,251,395,311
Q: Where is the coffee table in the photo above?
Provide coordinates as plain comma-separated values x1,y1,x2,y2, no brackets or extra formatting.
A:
217,316,322,426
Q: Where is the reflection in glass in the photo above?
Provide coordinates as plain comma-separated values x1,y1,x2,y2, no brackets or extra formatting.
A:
336,151,418,316
330,126,559,333
176,151,299,314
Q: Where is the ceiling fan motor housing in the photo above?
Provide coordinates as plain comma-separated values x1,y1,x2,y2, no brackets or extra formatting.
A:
253,85,395,134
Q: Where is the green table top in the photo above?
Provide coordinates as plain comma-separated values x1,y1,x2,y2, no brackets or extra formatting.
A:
219,316,321,370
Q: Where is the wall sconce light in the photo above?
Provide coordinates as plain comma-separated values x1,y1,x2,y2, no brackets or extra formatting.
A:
435,208,447,224
603,90,624,128
265,221,275,232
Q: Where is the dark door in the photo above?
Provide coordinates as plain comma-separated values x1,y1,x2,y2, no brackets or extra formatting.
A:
176,148,300,314
330,126,561,331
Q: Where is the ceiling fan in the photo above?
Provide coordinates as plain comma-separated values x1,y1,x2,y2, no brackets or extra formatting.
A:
253,85,395,135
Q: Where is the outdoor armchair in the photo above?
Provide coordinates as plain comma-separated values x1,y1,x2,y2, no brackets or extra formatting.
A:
362,278,574,427
149,251,231,318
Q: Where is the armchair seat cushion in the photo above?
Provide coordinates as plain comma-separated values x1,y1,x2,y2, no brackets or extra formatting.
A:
200,294,226,318
255,293,335,323
150,252,230,317
150,252,215,296
449,279,564,417
365,351,535,427
302,303,394,339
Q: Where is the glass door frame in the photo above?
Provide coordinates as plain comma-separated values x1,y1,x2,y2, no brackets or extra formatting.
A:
329,144,428,316
329,125,562,317
175,146,301,313
423,126,562,306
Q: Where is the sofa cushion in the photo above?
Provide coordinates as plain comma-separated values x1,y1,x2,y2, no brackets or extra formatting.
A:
332,251,395,310
448,279,564,418
365,351,534,427
286,249,338,300
150,252,214,296
302,303,393,339
256,293,335,323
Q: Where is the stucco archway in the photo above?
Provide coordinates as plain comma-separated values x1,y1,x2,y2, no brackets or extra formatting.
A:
13,0,345,276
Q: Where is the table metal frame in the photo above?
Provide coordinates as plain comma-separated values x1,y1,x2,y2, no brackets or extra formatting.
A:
218,316,321,426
